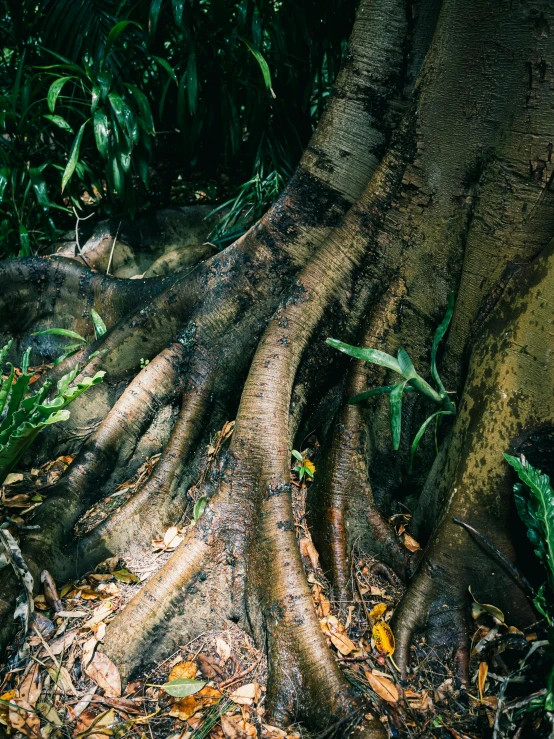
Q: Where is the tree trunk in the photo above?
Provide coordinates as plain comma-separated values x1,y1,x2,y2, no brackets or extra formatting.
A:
2,0,554,733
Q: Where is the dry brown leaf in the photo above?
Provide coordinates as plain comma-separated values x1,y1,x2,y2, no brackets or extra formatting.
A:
299,538,319,569
17,664,42,707
81,635,98,670
163,526,182,548
0,690,15,728
8,699,40,738
372,621,395,657
74,707,115,739
478,661,488,700
85,652,122,697
221,714,257,738
216,637,232,662
229,682,261,706
169,661,197,681
403,534,421,552
84,601,116,629
40,629,77,657
196,685,223,708
363,671,399,703
4,473,24,485
41,570,62,613
329,632,357,656
262,725,287,738
169,696,198,720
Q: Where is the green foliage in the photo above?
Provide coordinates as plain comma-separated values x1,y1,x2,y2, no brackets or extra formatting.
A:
0,340,104,485
292,449,315,481
327,293,457,461
504,454,554,712
32,309,107,364
1,0,357,257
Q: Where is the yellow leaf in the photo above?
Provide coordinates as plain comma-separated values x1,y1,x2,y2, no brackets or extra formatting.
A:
363,671,399,703
169,661,197,681
369,603,387,625
169,696,197,720
478,661,488,700
303,459,315,475
372,621,395,657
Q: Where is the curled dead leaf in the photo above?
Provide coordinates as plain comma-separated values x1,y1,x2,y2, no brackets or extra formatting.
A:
221,713,257,738
216,637,232,662
299,538,319,569
403,534,421,552
363,671,399,703
478,661,488,700
85,652,121,697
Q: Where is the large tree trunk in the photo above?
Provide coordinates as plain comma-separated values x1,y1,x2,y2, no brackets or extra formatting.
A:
1,0,553,734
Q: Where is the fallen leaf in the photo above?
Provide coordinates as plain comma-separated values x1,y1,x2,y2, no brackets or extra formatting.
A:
329,632,357,656
85,652,122,697
47,665,77,695
8,698,40,738
112,569,139,583
169,695,198,720
364,671,399,703
0,689,15,728
262,725,287,738
369,603,387,625
195,685,222,708
4,473,24,485
17,663,42,706
41,571,62,613
221,713,257,738
299,538,319,569
162,678,206,698
403,534,421,552
74,707,115,738
163,527,182,548
81,635,98,670
229,682,261,705
478,661,488,700
84,601,117,629
469,588,505,624
372,621,395,657
216,637,232,662
37,702,62,726
169,661,197,681
40,629,77,657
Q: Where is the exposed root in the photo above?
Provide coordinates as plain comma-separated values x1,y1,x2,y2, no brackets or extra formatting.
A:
308,281,411,601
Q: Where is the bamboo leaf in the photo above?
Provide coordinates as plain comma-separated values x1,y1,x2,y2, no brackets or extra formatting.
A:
397,348,417,380
327,339,402,375
149,0,163,38
410,410,454,468
389,381,406,450
93,109,110,158
238,37,275,98
32,328,87,342
172,0,185,27
43,114,73,133
431,292,455,395
91,309,107,338
349,385,416,404
104,21,140,61
62,120,88,191
47,76,73,113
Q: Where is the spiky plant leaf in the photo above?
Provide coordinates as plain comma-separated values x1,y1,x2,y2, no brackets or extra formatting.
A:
327,339,402,375
431,292,455,395
389,381,407,451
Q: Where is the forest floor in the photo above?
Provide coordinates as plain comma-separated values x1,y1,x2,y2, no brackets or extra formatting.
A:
0,384,549,739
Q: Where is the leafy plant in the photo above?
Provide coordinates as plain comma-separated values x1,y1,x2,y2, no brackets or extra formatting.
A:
327,293,456,463
292,449,315,481
0,340,105,485
504,454,554,712
32,308,107,365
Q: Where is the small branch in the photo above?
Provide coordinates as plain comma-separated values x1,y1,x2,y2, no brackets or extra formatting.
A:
72,207,94,268
218,656,262,689
106,222,121,276
452,517,535,598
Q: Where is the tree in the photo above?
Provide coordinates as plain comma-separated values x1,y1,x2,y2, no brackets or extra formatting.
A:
1,0,553,735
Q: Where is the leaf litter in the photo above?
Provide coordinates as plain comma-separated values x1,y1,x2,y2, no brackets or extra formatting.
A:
0,438,552,739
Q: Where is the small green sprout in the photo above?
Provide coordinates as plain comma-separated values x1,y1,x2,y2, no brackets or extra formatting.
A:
292,450,315,481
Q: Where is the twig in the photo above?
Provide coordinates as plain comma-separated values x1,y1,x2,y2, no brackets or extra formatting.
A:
453,517,535,597
72,207,94,267
218,656,262,689
106,222,121,276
